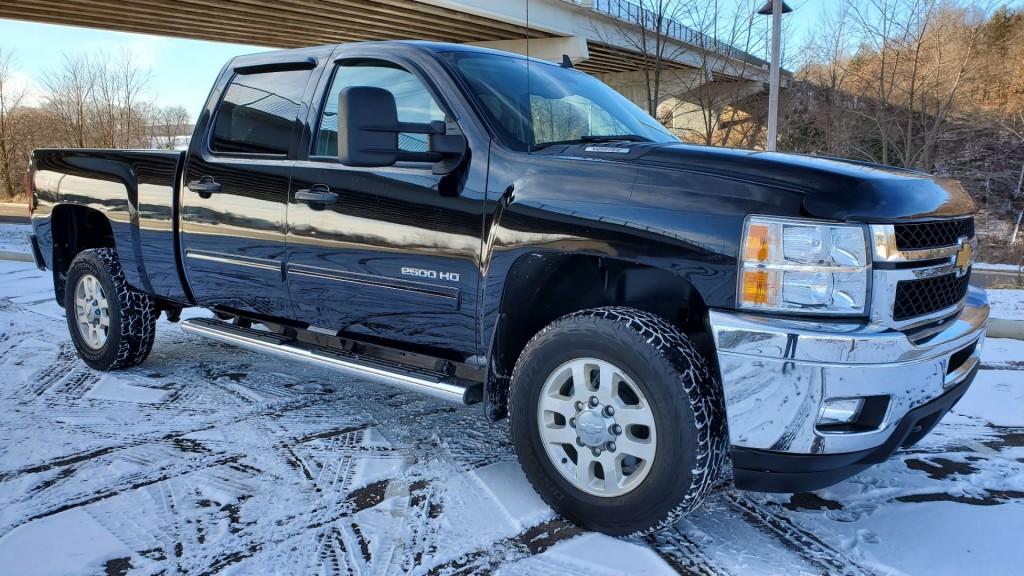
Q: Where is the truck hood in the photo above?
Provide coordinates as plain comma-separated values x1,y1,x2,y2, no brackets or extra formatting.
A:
552,142,977,222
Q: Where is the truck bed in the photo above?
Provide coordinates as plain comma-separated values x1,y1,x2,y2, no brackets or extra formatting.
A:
30,148,189,303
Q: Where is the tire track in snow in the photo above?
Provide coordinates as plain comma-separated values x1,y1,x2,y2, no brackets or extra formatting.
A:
0,275,899,576
0,395,324,484
725,492,873,576
187,399,516,574
4,341,78,399
423,518,584,576
1,440,245,534
645,525,732,576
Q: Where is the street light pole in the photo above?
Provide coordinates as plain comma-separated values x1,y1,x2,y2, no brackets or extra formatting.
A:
757,0,791,151
766,0,782,151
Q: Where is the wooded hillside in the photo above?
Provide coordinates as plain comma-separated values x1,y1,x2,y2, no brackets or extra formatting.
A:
782,1,1024,265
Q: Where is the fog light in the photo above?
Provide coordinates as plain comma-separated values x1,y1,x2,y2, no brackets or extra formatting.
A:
819,398,864,426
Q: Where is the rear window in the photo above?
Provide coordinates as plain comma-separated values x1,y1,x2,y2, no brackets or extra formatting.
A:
212,68,312,155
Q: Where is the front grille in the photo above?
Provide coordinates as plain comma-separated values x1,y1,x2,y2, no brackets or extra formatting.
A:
893,270,971,321
894,218,975,251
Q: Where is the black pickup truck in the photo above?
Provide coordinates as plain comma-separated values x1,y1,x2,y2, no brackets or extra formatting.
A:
26,41,988,536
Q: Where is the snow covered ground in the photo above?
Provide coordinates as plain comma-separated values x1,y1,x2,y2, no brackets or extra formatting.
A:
976,262,1024,272
0,224,29,253
989,289,1024,321
1,260,1023,576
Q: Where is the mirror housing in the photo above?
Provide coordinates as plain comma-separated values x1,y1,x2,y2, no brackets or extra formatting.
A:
338,86,400,167
337,86,467,174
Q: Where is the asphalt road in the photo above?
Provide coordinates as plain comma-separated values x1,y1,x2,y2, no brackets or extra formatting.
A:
972,269,1023,288
0,203,28,224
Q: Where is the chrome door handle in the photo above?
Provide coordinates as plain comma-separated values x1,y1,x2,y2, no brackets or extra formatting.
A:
295,185,338,205
187,176,221,198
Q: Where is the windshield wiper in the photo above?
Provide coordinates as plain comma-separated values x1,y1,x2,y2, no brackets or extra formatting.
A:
531,134,652,150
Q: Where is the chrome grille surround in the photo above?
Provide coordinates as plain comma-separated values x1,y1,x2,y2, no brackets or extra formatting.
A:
869,221,976,334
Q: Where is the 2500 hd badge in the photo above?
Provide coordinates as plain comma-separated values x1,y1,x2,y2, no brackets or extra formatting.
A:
401,267,461,282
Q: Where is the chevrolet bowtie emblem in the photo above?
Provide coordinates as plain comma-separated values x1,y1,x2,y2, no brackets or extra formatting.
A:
954,237,973,277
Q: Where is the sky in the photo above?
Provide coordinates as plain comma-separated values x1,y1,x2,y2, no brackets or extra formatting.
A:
0,19,271,121
0,0,1020,121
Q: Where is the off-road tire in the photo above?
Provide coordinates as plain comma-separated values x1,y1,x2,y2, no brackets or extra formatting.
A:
64,248,157,370
509,307,727,536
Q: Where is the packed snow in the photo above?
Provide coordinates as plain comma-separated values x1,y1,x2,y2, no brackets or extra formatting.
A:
1,257,1023,574
988,289,1024,321
975,262,1024,272
0,223,29,254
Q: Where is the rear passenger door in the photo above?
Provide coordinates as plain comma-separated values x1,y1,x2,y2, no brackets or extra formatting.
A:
180,60,318,318
286,55,483,355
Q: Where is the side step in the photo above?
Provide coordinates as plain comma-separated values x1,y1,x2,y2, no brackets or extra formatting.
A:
181,317,483,405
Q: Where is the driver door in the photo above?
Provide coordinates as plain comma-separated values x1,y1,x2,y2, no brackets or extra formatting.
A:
286,57,482,355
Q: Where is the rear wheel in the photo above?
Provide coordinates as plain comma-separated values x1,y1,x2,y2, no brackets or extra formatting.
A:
509,307,726,536
64,248,157,370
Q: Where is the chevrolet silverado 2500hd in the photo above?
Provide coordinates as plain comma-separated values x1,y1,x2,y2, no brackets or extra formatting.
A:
26,42,988,536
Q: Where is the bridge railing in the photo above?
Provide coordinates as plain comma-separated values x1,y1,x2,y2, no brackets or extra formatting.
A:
580,0,769,69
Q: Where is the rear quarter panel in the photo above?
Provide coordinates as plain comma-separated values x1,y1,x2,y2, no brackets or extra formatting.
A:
31,149,189,302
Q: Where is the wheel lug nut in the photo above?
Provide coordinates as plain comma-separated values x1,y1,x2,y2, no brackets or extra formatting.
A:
589,396,599,407
606,442,616,452
603,405,614,417
591,447,601,457
569,417,576,428
612,424,622,435
575,401,583,411
576,437,585,447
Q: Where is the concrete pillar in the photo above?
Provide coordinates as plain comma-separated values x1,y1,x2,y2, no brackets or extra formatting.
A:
595,68,707,112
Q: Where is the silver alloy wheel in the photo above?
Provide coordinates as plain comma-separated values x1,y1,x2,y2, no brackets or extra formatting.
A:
537,357,657,497
74,273,110,350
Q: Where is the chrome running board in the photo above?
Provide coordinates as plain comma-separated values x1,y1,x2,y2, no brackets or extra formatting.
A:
181,317,482,404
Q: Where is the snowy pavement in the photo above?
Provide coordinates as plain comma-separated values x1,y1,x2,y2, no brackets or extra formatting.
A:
1,260,1023,576
0,224,30,253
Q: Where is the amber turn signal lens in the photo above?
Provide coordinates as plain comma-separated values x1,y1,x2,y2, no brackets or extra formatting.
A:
744,223,770,262
742,270,770,305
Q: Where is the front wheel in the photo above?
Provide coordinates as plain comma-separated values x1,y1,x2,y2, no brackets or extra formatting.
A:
64,248,157,370
509,307,727,536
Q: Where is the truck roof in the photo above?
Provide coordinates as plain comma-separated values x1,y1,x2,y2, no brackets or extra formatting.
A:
229,40,559,70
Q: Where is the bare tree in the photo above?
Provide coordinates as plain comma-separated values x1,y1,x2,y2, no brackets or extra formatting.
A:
589,0,695,117
842,0,994,170
151,105,192,149
0,47,27,200
41,48,154,150
790,1,858,156
92,51,119,148
666,0,772,147
91,49,152,148
41,53,96,148
116,48,151,148
590,0,774,147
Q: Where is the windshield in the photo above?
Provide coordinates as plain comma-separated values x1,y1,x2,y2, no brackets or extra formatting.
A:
440,51,679,151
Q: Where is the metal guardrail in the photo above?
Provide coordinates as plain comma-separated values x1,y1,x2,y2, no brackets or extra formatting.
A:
582,0,769,69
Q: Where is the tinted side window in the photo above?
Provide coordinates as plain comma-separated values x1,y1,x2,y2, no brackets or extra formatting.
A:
315,60,445,157
212,68,312,155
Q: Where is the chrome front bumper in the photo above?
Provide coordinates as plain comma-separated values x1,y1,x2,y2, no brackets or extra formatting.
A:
708,286,988,456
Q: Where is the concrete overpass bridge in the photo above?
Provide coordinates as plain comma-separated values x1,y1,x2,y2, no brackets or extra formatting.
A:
0,0,781,142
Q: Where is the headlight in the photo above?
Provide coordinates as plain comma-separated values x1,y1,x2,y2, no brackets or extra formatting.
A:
739,216,869,315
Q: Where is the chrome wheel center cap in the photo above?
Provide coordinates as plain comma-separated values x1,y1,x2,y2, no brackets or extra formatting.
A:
576,408,614,447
